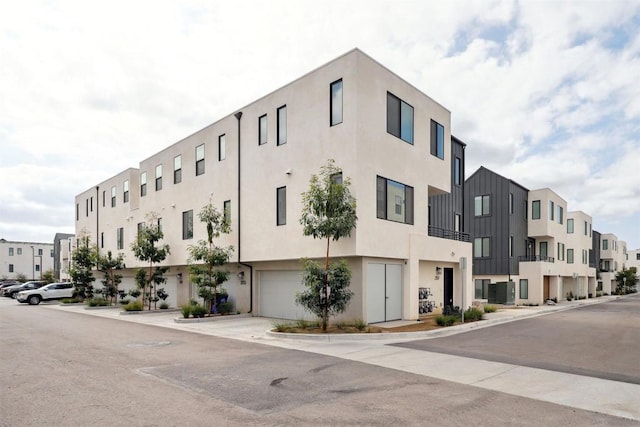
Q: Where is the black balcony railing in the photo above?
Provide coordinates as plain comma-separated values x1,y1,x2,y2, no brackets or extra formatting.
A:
518,255,555,263
427,225,470,242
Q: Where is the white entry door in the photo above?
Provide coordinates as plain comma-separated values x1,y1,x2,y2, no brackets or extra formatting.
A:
366,263,402,323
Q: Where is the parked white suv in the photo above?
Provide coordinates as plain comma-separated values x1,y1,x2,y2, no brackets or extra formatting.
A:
16,283,74,305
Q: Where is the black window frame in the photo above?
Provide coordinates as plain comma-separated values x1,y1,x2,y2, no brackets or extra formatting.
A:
155,164,162,191
277,105,287,146
276,186,286,226
474,237,490,258
430,119,444,159
532,200,541,219
454,157,462,186
111,186,116,208
140,172,147,197
196,144,205,176
386,92,414,144
330,79,343,126
174,155,182,184
474,195,490,217
376,176,414,225
123,180,129,203
258,114,267,145
218,134,226,161
182,210,193,240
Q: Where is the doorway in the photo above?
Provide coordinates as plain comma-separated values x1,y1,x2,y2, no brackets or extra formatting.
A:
443,268,454,309
366,263,402,323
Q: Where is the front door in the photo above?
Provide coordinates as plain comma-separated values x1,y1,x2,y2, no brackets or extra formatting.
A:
443,268,454,309
543,276,550,301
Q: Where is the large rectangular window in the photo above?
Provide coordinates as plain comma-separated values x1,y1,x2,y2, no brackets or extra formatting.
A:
174,155,182,184
258,114,267,145
430,120,444,159
532,200,541,219
182,210,193,240
454,157,462,186
557,206,563,224
218,135,225,161
474,237,490,258
386,92,413,144
519,279,529,299
376,176,414,224
155,164,162,191
140,172,147,197
117,227,124,250
196,144,205,176
123,180,129,203
549,201,555,221
277,105,287,146
111,186,116,208
567,249,574,264
567,218,574,233
330,79,343,126
276,186,286,226
474,195,490,216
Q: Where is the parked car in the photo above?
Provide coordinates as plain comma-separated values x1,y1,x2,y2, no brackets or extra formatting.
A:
16,282,74,305
2,281,47,298
0,280,21,291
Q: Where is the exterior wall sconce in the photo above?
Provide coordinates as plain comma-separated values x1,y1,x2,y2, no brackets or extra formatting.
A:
435,267,442,274
237,271,245,280
177,273,183,283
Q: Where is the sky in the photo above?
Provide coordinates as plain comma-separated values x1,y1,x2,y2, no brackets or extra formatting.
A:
1,0,639,249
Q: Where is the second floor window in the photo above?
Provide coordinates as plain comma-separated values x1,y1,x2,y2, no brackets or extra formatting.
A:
117,227,124,250
474,195,490,216
174,155,182,184
549,201,555,221
567,249,574,264
430,120,444,159
474,237,490,258
376,176,414,224
567,218,574,233
603,239,608,250
386,92,413,144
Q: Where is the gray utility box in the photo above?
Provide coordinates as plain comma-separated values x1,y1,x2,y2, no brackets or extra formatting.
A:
488,281,516,305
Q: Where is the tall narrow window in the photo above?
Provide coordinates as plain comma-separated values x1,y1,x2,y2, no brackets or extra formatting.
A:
100,232,104,249
8,247,14,256
532,200,541,219
140,172,147,197
474,195,490,216
386,92,414,144
155,164,162,191
509,236,514,257
224,200,231,223
258,114,267,145
218,135,226,161
196,144,205,176
111,186,116,208
519,279,528,299
455,213,461,233
117,227,124,250
330,79,343,126
9,264,13,272
123,180,129,203
567,218,574,233
376,176,414,224
76,203,79,220
603,239,608,250
182,210,193,240
509,193,514,215
549,201,555,221
157,217,163,233
567,249,574,264
430,120,444,159
557,206,563,224
557,243,565,261
90,196,93,212
584,221,588,235
276,186,286,226
174,155,182,184
454,157,462,185
540,242,548,258
277,105,287,146
85,199,88,217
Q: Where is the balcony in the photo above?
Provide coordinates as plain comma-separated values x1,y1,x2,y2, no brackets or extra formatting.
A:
518,255,555,263
427,225,470,242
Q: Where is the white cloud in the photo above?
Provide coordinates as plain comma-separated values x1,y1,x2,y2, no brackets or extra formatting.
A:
1,0,639,247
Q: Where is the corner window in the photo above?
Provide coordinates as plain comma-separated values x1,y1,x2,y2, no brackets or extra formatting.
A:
218,135,225,161
182,210,193,240
567,218,574,233
174,155,182,184
454,157,462,186
532,200,541,219
196,144,205,176
330,79,343,126
430,120,444,159
474,195,490,216
276,186,286,226
277,105,287,146
117,227,124,250
386,92,414,144
111,186,116,208
474,237,490,258
519,279,528,299
155,164,162,191
376,176,414,224
140,172,147,197
258,114,267,145
123,180,129,203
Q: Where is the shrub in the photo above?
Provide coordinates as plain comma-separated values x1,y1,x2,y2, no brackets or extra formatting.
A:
436,315,458,327
119,299,130,305
443,305,460,316
123,300,143,311
190,304,207,318
484,305,497,313
272,321,292,332
60,298,81,304
86,297,110,307
180,304,191,318
218,301,233,315
159,302,169,309
464,307,483,321
335,321,347,330
353,318,367,331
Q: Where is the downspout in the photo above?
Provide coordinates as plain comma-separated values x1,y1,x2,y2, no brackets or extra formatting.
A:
234,111,253,313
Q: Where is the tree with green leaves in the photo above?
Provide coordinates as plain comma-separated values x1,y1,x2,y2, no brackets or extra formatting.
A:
615,267,638,294
41,269,56,284
131,213,170,310
96,250,125,304
69,235,96,300
188,202,233,314
297,159,358,331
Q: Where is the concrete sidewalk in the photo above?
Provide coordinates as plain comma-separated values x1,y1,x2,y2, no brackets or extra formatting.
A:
48,294,640,422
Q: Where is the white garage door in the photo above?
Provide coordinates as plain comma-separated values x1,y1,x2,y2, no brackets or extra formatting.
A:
259,271,314,320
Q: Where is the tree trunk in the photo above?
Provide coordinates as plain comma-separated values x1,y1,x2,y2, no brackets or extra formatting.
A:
323,236,330,331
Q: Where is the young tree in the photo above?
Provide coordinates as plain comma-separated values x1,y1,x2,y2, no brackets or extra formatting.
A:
188,202,233,314
616,267,638,294
41,269,56,284
297,159,357,331
96,250,125,304
69,235,96,300
131,213,170,310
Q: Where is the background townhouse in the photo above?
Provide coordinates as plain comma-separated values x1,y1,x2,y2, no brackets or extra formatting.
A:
598,233,627,294
75,48,473,323
0,239,54,280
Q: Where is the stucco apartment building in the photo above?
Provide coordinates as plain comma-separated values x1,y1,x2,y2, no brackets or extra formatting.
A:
0,239,54,281
75,49,473,323
460,167,597,304
598,233,628,294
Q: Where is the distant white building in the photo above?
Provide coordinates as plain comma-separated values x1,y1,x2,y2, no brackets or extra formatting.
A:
0,239,54,280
